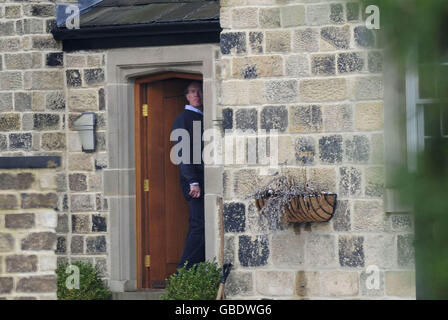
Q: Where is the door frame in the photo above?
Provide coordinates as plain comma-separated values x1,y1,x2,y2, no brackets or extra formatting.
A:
105,44,221,293
134,72,203,290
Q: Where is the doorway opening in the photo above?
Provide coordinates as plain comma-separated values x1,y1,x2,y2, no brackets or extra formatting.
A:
134,72,203,289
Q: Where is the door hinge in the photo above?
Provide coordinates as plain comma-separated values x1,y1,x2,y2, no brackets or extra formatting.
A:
145,255,150,268
142,104,148,117
144,179,149,192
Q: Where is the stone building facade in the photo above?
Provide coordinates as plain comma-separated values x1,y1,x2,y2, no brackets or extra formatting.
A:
0,0,416,299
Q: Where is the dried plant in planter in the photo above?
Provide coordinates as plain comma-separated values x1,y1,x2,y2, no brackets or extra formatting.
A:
246,175,337,228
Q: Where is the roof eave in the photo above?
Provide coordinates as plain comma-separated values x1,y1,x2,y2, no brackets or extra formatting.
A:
51,20,221,51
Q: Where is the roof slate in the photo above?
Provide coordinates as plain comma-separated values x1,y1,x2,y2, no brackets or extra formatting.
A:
77,0,219,27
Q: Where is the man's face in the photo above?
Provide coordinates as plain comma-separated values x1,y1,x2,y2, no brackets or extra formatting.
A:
186,83,203,108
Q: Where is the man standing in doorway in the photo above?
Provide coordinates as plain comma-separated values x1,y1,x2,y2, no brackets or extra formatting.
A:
171,81,205,270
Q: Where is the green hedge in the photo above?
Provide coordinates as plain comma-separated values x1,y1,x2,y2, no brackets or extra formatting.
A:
162,260,221,300
56,261,112,300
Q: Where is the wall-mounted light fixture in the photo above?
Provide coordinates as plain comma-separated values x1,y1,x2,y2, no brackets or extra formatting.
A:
73,112,96,152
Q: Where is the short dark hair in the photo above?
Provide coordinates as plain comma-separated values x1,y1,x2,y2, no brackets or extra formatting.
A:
184,81,203,95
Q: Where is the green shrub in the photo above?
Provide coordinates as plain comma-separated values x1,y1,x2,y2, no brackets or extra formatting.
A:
56,261,112,300
162,260,221,300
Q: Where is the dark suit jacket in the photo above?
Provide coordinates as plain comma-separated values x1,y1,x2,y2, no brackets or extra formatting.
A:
171,109,204,201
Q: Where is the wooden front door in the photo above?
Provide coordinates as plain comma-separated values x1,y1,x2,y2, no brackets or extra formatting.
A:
134,72,203,289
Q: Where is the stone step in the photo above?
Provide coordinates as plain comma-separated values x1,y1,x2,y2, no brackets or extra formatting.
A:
112,290,165,300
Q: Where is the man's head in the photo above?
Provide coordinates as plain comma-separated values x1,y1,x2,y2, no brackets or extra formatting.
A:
185,81,203,108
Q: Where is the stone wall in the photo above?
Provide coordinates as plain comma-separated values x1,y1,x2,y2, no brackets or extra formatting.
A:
0,169,58,300
217,0,416,299
0,0,109,294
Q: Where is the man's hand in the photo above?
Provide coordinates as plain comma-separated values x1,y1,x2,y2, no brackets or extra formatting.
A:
189,185,201,198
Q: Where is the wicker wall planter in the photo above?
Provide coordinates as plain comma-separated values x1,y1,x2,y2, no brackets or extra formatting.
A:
254,192,337,223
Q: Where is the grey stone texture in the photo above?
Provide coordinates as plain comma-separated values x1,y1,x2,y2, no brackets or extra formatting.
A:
21,232,56,251
312,54,336,75
321,26,350,49
221,32,246,55
5,213,35,229
260,106,288,132
319,135,343,164
345,135,370,163
238,235,269,267
223,202,246,233
235,108,257,131
339,166,362,197
294,136,315,165
338,52,364,73
339,235,365,267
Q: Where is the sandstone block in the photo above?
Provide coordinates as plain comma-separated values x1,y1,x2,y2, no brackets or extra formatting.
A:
353,200,386,232
308,168,336,191
289,105,322,133
71,194,94,212
225,272,253,297
272,230,305,267
16,275,57,293
321,271,359,296
41,132,65,151
306,233,337,267
21,193,58,209
232,7,258,29
0,195,18,210
339,166,362,197
24,71,64,90
265,80,298,103
293,28,319,52
323,104,353,132
0,72,22,90
299,78,347,102
68,90,99,111
296,271,320,297
353,76,384,100
232,55,283,79
221,81,249,105
6,255,38,273
259,7,280,28
0,233,15,253
355,102,383,131
0,277,13,294
286,54,310,77
385,271,416,297
281,5,305,27
21,232,56,251
307,4,330,26
256,271,295,296
5,53,41,70
5,213,35,229
266,30,291,53
332,200,351,231
68,153,94,171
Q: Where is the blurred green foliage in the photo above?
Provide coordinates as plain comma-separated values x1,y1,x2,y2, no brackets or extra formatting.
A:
361,0,448,298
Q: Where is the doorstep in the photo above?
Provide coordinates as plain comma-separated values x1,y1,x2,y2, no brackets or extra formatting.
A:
112,289,165,300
